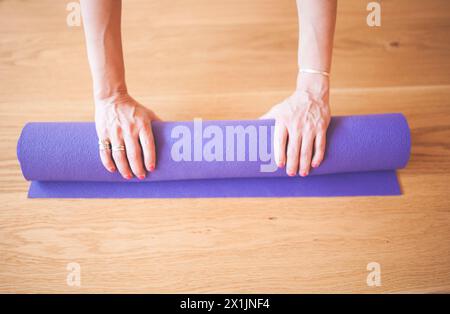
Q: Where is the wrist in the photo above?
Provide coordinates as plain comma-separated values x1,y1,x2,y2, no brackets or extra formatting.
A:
296,71,330,95
93,80,128,103
94,88,130,107
92,75,128,101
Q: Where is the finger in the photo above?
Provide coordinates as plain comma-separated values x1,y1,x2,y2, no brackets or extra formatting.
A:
299,132,314,177
312,131,326,168
123,132,146,180
274,120,287,167
110,131,133,180
98,138,116,173
285,131,301,176
139,123,156,172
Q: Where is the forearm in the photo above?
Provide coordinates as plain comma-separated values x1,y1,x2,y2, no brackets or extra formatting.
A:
80,0,127,100
297,0,337,75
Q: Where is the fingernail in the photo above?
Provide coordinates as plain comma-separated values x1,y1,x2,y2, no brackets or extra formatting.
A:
125,174,133,180
312,162,319,168
138,175,146,180
109,167,116,172
277,162,285,168
287,171,296,177
148,164,155,172
300,171,308,177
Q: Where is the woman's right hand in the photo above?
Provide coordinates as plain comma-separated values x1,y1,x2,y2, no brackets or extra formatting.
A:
95,92,160,180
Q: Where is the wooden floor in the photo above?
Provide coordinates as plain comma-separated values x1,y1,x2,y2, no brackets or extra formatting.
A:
0,0,449,293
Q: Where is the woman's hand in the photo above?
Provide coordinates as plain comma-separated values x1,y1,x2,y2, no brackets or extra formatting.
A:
80,1,159,179
95,92,160,180
261,73,331,177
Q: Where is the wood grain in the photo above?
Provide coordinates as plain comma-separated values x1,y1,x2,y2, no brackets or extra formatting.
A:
0,0,449,293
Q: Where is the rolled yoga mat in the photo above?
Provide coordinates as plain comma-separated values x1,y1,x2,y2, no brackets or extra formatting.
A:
17,113,411,198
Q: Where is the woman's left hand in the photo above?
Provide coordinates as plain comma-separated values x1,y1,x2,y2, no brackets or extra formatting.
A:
260,73,331,177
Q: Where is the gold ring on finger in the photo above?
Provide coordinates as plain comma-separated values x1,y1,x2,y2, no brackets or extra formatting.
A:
112,145,126,152
98,139,112,151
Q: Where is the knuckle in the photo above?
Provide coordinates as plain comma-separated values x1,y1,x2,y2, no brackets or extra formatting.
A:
111,120,121,131
318,118,329,130
314,151,324,160
109,127,121,139
303,123,314,133
316,138,325,148
141,128,153,141
301,151,310,160
113,152,126,164
314,156,323,164
287,146,297,157
130,158,141,168
135,120,146,130
318,121,327,130
141,136,150,146
303,133,313,143
122,124,135,135
287,125,301,137
141,123,151,134
127,151,139,161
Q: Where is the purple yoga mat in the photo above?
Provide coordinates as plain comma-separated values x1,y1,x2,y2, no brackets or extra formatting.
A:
17,113,411,198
